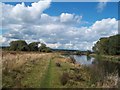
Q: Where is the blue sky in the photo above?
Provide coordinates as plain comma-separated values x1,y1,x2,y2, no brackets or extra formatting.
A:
44,2,118,23
1,0,118,50
4,2,118,25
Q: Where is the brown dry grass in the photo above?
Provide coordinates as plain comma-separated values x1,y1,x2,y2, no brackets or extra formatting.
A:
2,51,50,71
2,51,54,88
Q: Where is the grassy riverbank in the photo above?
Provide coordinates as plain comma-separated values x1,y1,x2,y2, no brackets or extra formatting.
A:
2,51,90,88
90,54,120,63
2,51,119,88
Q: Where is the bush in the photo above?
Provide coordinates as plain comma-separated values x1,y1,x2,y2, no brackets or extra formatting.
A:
69,56,76,64
61,72,69,85
56,63,61,67
70,68,80,73
73,75,85,82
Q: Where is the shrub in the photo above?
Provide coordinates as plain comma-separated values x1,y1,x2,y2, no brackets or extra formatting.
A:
61,72,69,85
56,63,61,67
70,68,80,73
69,56,76,64
73,75,85,82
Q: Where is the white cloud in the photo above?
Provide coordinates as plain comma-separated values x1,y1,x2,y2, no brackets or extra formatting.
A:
97,0,110,12
2,0,51,25
1,1,118,50
46,42,62,48
0,35,6,44
97,2,107,12
60,13,82,24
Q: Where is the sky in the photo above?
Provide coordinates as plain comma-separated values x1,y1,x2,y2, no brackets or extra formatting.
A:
0,0,118,50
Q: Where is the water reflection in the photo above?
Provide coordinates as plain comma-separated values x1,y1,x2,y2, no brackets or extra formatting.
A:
73,55,94,65
74,55,120,76
73,55,120,87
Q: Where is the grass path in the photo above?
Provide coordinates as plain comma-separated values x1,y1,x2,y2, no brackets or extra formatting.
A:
40,59,52,88
21,54,62,88
40,56,63,88
21,55,51,88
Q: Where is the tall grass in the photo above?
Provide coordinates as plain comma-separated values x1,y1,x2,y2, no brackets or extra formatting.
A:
2,51,51,88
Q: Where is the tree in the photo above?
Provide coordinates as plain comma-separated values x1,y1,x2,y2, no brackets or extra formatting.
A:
28,42,40,51
98,38,109,54
86,50,91,56
38,43,46,52
76,50,81,55
9,40,52,52
108,35,120,55
38,43,52,52
9,40,29,51
92,34,120,55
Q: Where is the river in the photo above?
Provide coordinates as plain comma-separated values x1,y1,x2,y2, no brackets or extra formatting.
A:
72,55,120,87
73,55,120,76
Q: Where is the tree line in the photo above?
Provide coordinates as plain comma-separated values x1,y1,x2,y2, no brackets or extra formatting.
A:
6,40,52,52
92,34,120,55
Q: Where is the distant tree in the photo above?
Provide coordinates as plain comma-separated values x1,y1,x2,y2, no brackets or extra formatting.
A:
44,47,52,52
76,50,81,55
92,34,120,55
86,50,91,56
99,38,109,54
1,46,10,51
93,38,109,55
8,40,53,52
108,35,120,55
38,43,52,52
28,42,40,51
38,43,46,52
9,40,29,51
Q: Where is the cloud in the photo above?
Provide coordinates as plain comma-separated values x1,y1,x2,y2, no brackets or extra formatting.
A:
60,13,82,24
2,0,51,25
97,0,110,12
1,1,118,50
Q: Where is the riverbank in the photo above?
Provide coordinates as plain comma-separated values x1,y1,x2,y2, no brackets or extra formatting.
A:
90,54,120,63
2,51,91,88
2,51,119,88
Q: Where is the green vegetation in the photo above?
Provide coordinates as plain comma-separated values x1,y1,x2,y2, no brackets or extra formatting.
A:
86,50,91,56
28,42,40,51
90,54,120,63
60,72,69,86
40,59,52,88
39,43,52,52
9,40,30,51
2,34,120,88
76,50,82,55
2,52,92,88
2,51,119,88
8,40,52,52
92,34,120,55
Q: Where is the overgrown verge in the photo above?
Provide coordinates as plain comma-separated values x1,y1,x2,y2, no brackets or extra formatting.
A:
90,54,120,63
2,51,51,88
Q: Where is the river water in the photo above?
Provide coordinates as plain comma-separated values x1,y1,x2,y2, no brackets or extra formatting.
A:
73,55,120,76
73,55,94,65
72,55,120,87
